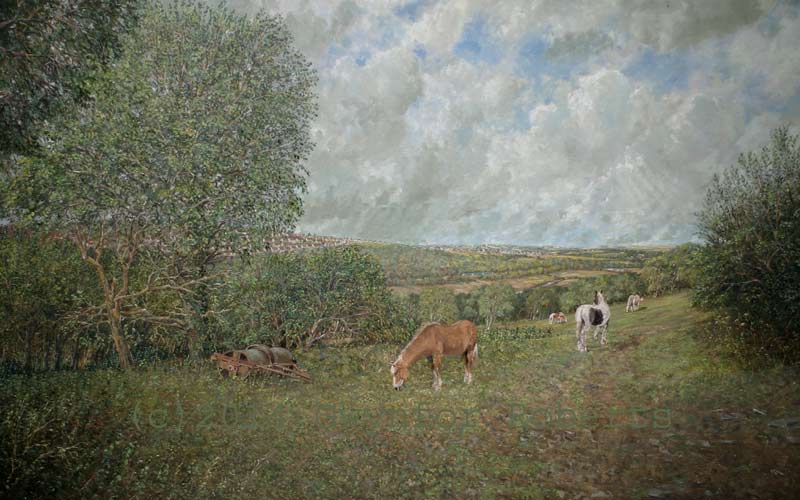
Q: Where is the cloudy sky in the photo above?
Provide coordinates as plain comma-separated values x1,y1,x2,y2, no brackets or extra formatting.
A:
227,0,800,247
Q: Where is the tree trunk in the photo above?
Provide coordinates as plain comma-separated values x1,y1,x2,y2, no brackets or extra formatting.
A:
189,261,212,360
71,340,81,370
54,333,64,370
43,338,51,371
187,328,202,361
24,329,33,373
109,314,133,369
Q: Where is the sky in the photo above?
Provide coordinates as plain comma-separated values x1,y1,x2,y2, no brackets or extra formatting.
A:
224,0,800,247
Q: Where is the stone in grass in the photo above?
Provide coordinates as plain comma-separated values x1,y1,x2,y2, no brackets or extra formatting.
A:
648,487,670,498
591,491,611,498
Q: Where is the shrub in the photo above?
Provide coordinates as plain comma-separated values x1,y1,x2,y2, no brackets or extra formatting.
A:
694,127,800,358
209,246,402,349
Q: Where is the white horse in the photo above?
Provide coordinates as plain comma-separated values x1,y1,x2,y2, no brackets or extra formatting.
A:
575,290,611,352
626,294,643,312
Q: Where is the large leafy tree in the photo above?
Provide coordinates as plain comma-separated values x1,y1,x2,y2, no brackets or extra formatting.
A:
0,0,141,157
4,1,317,368
695,126,800,345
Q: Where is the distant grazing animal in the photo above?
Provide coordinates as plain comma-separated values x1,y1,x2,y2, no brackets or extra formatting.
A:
626,294,643,312
548,312,557,324
575,290,611,352
390,320,478,391
549,312,567,324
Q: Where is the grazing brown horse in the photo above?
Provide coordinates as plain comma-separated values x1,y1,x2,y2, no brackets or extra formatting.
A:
390,320,478,391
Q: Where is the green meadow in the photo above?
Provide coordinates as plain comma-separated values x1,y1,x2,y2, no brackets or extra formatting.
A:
4,292,799,498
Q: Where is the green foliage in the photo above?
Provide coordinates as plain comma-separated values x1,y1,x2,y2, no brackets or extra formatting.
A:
3,0,318,366
0,0,142,157
523,287,562,320
559,280,596,313
477,283,516,332
556,271,646,313
0,370,141,497
0,228,98,371
211,246,399,349
418,287,459,323
455,292,480,322
640,243,700,297
6,0,316,249
694,126,800,356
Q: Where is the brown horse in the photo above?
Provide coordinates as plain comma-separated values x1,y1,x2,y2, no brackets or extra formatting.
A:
390,320,478,391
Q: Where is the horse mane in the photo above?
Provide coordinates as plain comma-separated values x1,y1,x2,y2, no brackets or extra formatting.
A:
396,322,440,362
407,322,439,346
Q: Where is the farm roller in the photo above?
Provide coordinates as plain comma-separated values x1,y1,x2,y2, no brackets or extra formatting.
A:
210,344,311,382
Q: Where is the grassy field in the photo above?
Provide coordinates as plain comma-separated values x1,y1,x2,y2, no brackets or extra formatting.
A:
4,292,800,498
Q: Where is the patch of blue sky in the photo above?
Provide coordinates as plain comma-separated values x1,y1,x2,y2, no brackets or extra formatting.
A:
394,0,435,22
622,47,692,93
319,43,347,69
355,51,370,66
739,75,800,122
513,108,531,131
516,35,582,83
413,44,427,60
453,15,502,65
320,18,405,69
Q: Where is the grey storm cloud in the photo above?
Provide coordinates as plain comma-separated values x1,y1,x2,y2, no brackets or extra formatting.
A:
219,0,800,246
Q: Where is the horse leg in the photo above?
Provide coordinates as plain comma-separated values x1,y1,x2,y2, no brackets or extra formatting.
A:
576,320,587,352
463,347,474,384
600,322,609,346
432,354,443,391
